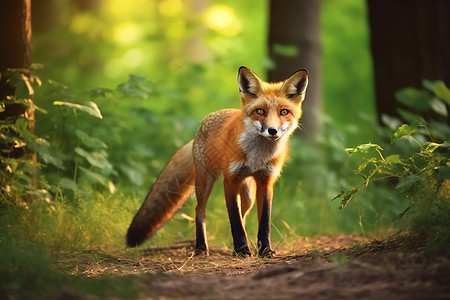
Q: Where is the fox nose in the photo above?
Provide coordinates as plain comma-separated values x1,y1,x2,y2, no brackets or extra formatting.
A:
268,128,278,136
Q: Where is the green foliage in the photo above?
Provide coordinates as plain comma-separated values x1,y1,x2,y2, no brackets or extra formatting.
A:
0,69,46,205
19,71,199,202
336,81,450,250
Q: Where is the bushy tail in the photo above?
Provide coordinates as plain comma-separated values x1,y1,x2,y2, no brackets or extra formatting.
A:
126,140,195,247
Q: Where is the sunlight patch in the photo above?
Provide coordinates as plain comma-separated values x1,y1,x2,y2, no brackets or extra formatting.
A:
123,49,144,68
113,22,142,45
204,5,242,37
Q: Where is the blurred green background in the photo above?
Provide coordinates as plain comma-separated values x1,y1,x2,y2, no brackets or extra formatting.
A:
33,0,375,144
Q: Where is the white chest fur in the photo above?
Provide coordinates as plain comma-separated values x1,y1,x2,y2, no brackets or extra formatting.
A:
228,119,288,176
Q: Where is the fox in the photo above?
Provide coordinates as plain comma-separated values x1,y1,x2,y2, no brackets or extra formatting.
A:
126,66,308,257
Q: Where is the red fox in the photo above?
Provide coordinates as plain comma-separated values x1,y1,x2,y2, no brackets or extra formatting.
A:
126,66,308,257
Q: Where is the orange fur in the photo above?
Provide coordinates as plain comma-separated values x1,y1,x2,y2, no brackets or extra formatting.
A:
126,66,308,257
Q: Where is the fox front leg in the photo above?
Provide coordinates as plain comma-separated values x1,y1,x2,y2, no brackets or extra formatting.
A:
224,177,251,257
255,175,275,258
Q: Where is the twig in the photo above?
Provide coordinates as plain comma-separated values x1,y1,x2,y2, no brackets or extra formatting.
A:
177,251,196,273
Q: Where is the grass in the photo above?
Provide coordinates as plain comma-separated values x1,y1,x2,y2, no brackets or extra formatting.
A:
0,192,148,299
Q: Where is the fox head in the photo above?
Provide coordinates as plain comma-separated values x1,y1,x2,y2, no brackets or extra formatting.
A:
238,66,308,141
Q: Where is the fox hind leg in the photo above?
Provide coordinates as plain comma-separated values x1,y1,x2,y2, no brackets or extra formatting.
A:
239,177,256,228
194,171,217,255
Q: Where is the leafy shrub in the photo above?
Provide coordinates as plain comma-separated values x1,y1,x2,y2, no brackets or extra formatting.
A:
1,68,201,205
0,68,47,205
335,80,450,250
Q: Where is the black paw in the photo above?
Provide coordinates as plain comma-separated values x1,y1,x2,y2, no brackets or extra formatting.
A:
258,247,275,258
233,245,252,258
194,245,209,256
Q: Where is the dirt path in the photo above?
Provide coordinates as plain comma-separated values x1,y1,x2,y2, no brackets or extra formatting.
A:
55,235,450,299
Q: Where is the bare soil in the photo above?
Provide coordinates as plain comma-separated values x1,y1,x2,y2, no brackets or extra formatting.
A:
54,234,450,299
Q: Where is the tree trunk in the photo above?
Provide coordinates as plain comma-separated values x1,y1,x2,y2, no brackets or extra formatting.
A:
0,0,33,158
268,0,322,140
367,0,450,123
0,0,32,71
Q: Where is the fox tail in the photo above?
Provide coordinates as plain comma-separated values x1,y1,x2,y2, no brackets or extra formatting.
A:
126,140,195,247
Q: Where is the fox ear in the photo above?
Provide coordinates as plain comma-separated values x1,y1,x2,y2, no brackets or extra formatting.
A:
238,66,265,98
279,69,309,102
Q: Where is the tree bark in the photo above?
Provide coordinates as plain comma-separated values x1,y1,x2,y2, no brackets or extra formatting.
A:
0,0,32,71
268,0,322,140
367,0,450,123
0,0,33,157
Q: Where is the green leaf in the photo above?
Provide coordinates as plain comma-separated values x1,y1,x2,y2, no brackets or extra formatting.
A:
396,174,424,189
14,117,36,142
75,129,107,149
392,121,421,141
428,121,450,141
74,147,112,170
356,160,371,174
385,154,401,164
59,177,79,191
395,87,432,111
78,166,109,186
29,138,65,169
381,114,402,131
87,88,113,98
116,83,149,98
46,79,68,90
423,79,450,104
397,109,422,123
332,188,360,209
53,101,103,119
345,144,383,156
357,143,382,153
422,79,435,92
115,74,152,98
429,98,448,117
3,70,34,99
118,162,145,186
345,147,356,155
422,142,442,154
14,75,34,99
129,73,148,85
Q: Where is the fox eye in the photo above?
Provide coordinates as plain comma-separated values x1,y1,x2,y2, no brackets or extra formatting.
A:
280,109,289,116
255,108,265,115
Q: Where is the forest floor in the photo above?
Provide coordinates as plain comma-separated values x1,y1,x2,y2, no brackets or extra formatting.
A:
46,234,450,300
